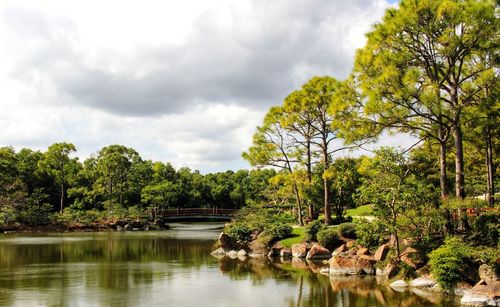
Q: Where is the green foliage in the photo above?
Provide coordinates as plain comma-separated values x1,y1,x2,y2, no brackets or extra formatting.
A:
355,220,384,250
429,237,472,292
473,211,499,246
267,223,293,241
317,227,341,251
336,222,357,239
225,224,252,243
305,220,326,242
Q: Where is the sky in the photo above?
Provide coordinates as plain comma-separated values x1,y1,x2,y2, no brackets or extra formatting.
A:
0,0,413,173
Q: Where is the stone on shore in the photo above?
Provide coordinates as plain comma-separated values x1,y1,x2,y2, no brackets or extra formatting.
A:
329,254,375,275
357,247,369,256
479,264,499,284
227,250,238,258
332,244,347,256
409,277,437,288
390,280,408,289
373,244,388,261
237,249,247,257
292,243,308,258
211,247,227,256
461,280,500,306
306,244,331,259
280,247,292,258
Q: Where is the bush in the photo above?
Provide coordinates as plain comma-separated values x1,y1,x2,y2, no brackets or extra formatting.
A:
428,237,472,292
305,220,326,242
267,223,293,241
330,215,353,225
355,220,384,249
225,224,252,242
317,227,341,250
473,212,499,245
337,222,357,239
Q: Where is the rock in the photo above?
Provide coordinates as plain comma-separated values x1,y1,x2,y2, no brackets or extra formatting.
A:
292,243,308,258
479,264,499,284
219,233,235,250
329,255,375,275
377,263,399,278
357,247,369,256
455,281,474,296
268,242,283,257
227,250,238,259
332,244,347,256
280,247,292,258
248,239,268,255
116,225,124,232
461,281,500,306
237,249,247,257
400,247,424,269
409,277,437,288
320,267,330,275
388,234,397,247
124,224,132,231
390,280,408,289
359,255,376,261
373,244,388,261
211,247,227,257
306,244,331,259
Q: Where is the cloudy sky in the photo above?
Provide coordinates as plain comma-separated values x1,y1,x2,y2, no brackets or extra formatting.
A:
0,0,410,173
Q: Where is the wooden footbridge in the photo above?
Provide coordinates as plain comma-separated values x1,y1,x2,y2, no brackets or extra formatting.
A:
157,208,238,221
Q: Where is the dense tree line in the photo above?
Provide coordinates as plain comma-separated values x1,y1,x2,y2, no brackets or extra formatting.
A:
0,144,276,229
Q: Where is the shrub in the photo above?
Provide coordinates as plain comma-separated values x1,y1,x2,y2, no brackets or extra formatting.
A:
428,237,472,292
305,220,326,242
225,224,252,242
355,220,384,249
317,227,341,250
337,222,357,239
267,223,293,241
331,215,353,225
473,212,499,246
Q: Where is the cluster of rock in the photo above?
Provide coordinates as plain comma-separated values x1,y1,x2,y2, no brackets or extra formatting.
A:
111,219,169,231
460,265,500,307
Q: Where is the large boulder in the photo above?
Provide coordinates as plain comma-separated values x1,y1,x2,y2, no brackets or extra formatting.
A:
306,244,331,260
479,264,500,284
376,263,398,278
332,244,348,256
268,242,284,257
292,243,309,258
280,247,292,258
461,281,500,306
409,277,437,288
373,244,388,262
329,254,375,275
400,247,424,269
248,239,268,255
357,247,369,256
390,280,408,290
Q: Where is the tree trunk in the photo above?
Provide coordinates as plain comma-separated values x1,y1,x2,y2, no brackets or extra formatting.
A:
306,139,314,219
454,123,466,199
454,122,469,231
60,183,64,213
293,183,304,226
322,142,331,225
439,139,449,199
485,123,495,207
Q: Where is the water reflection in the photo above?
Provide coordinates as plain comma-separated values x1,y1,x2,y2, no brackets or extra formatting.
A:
0,224,459,306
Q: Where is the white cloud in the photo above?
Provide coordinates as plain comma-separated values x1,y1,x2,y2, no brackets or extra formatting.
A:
0,0,396,172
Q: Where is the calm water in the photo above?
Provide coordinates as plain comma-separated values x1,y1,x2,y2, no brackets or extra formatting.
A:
0,223,459,306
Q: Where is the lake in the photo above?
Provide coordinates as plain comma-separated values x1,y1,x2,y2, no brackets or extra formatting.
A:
0,223,459,306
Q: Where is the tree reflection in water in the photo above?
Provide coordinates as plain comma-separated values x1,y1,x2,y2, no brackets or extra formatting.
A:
217,256,460,307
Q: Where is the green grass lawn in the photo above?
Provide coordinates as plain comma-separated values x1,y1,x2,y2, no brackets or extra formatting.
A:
280,227,305,247
345,204,374,216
